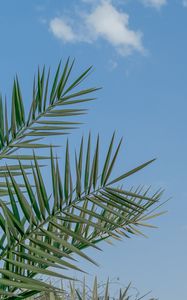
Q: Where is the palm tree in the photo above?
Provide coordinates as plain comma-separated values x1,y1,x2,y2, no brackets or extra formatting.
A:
0,59,164,299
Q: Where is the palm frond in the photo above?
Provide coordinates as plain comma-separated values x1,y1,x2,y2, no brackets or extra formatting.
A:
0,59,98,197
0,59,98,161
0,135,164,298
27,277,157,300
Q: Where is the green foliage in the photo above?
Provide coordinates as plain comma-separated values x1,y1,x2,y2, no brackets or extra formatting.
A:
32,277,158,300
0,59,164,299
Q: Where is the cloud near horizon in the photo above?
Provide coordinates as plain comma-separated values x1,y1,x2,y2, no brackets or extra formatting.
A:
49,1,144,56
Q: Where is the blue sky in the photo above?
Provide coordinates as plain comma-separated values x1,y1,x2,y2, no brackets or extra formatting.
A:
0,0,187,299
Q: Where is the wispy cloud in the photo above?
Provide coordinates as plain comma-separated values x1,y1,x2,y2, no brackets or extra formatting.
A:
49,1,144,56
108,59,118,70
85,1,144,55
182,0,187,7
50,18,77,43
81,0,97,2
141,0,167,9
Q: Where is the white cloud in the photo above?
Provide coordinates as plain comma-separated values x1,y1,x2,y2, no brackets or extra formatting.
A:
85,1,144,55
49,18,77,43
49,1,144,56
141,0,167,9
182,0,187,7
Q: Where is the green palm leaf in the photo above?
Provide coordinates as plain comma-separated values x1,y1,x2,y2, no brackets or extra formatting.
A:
26,277,157,300
0,59,98,161
0,59,98,197
0,135,164,298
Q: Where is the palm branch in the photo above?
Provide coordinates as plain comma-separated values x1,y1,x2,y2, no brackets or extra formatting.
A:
33,277,158,300
0,135,164,299
0,60,165,299
73,277,158,300
0,58,98,197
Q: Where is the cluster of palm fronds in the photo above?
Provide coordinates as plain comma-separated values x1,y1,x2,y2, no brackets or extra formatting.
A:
34,277,158,300
0,59,164,299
